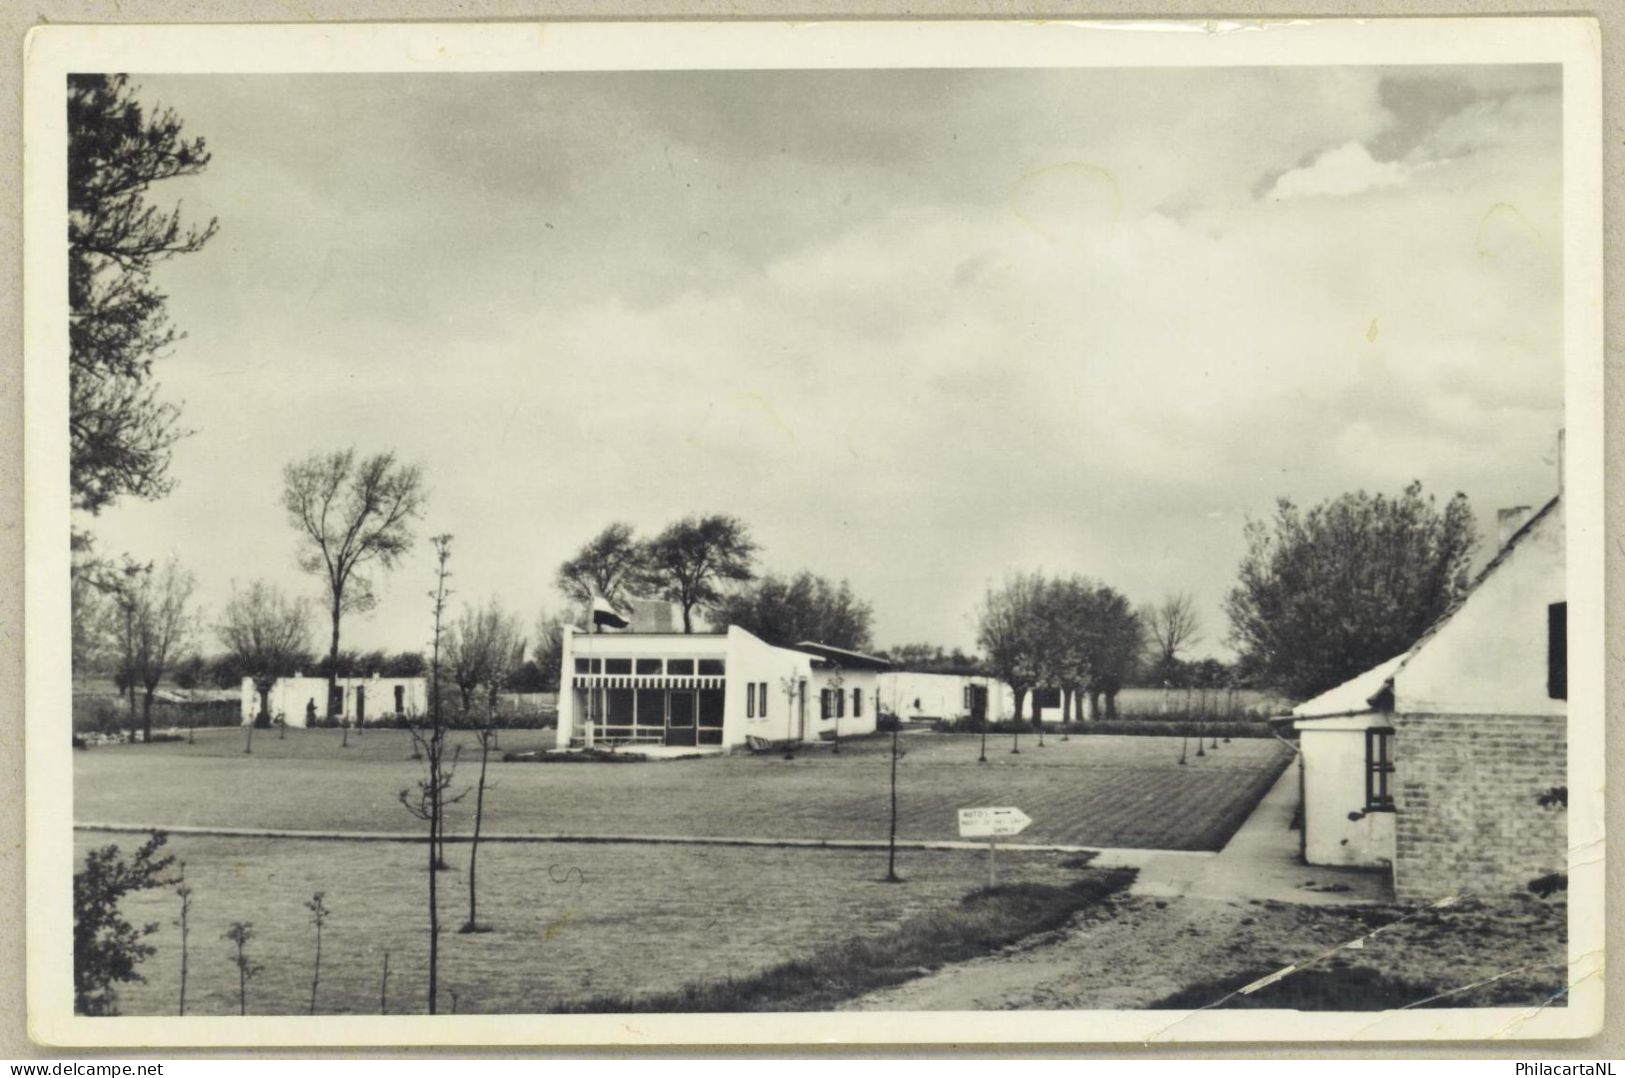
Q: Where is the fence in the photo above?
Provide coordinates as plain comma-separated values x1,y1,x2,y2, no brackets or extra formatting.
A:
73,694,242,735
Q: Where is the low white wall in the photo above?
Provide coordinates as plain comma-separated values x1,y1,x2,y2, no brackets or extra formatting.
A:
878,672,1013,722
241,675,427,727
1297,716,1396,868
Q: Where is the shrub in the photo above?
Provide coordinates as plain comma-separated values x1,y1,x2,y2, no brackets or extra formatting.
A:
876,713,902,732
74,831,178,1016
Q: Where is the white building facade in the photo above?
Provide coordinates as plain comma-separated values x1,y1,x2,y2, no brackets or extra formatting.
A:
556,627,886,751
877,671,1013,723
241,674,428,727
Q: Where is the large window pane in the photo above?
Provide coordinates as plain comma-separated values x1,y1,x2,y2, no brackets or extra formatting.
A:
699,689,725,728
635,689,665,730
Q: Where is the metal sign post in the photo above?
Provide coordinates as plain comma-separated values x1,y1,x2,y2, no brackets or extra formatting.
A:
957,806,1032,888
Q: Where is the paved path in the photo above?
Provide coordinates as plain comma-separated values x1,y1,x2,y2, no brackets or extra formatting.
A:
73,821,1196,866
1132,755,1392,905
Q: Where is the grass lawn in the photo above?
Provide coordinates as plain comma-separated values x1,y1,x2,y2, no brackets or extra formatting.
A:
75,727,1291,851
76,830,1101,1016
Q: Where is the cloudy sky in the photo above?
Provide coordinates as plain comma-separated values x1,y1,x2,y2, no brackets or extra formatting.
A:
87,64,1564,658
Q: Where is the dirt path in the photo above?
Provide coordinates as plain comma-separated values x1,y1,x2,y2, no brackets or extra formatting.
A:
842,893,1349,1012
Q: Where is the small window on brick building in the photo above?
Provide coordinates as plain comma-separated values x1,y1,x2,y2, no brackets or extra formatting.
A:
746,685,755,719
1365,727,1395,811
1548,601,1567,700
758,682,768,717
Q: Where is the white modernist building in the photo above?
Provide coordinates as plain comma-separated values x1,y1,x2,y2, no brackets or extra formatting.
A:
241,673,428,727
877,671,1014,723
556,626,888,751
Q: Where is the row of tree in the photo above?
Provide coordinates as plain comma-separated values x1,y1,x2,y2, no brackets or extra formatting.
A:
976,572,1143,723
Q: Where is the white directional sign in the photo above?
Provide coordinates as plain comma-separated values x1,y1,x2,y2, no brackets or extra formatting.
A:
957,806,1032,839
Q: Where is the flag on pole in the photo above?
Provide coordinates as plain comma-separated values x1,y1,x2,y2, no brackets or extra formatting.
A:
590,594,630,630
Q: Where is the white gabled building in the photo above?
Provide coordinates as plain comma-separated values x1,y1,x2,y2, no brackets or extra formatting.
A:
555,627,888,751
1291,495,1567,902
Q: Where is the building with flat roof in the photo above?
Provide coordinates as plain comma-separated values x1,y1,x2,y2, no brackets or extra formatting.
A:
556,626,889,751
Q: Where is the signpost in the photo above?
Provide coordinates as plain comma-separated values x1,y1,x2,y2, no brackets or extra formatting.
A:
957,806,1032,886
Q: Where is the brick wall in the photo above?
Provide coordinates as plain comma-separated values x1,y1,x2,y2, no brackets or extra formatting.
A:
1392,712,1567,903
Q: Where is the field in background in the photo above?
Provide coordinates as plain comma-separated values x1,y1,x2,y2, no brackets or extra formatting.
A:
75,831,1086,1016
1083,687,1292,719
75,729,1292,851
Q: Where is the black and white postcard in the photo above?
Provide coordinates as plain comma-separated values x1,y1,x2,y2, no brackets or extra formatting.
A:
22,17,1604,1047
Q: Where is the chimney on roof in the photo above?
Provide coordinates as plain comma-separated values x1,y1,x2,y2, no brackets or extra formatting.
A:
1498,505,1534,548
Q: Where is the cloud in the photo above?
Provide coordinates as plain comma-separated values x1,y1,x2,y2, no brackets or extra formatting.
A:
1266,141,1412,201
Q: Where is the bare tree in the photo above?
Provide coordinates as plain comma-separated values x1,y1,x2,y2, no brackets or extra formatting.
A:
123,557,198,744
217,580,313,728
456,600,524,934
556,523,643,608
976,572,1046,760
885,721,904,883
107,561,150,735
283,448,425,724
637,514,758,633
1145,591,1202,679
305,892,329,1015
173,872,191,1017
222,922,261,1016
399,534,465,1015
532,609,569,692
778,668,803,759
447,600,522,715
